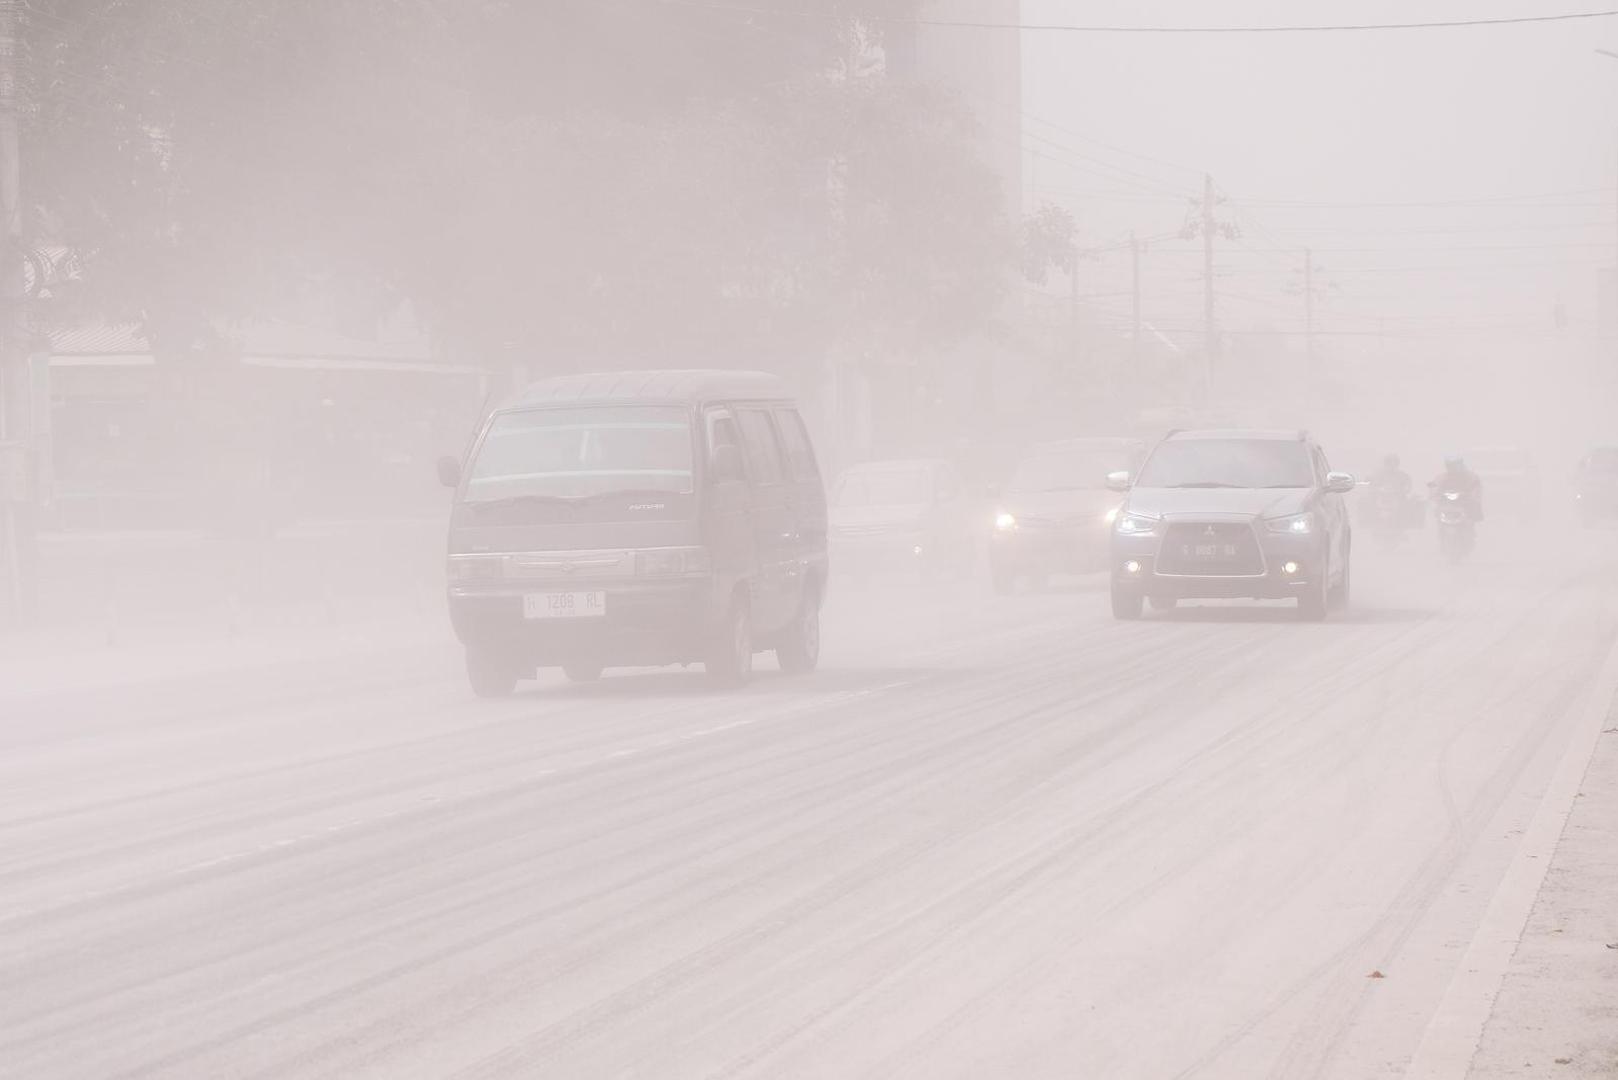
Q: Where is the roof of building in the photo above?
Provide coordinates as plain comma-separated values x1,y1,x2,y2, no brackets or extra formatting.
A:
49,323,149,358
513,369,792,407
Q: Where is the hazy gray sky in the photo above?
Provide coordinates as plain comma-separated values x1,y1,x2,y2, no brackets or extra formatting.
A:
1017,0,1617,352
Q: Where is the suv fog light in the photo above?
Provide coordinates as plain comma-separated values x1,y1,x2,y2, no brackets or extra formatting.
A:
1123,560,1142,575
1282,561,1300,576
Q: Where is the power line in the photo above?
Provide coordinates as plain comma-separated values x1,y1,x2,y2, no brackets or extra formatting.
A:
658,3,1618,34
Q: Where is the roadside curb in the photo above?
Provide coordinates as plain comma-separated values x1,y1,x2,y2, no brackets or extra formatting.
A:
1403,635,1618,1080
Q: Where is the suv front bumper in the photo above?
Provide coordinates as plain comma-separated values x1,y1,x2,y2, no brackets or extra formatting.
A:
1111,529,1326,600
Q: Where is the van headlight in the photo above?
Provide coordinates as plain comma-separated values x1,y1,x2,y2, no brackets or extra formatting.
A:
1114,512,1160,537
447,555,504,581
635,547,711,576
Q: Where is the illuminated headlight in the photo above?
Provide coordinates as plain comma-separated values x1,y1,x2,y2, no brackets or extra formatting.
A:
994,512,1018,532
635,547,711,576
1265,513,1314,535
1282,561,1300,575
447,555,503,582
1443,491,1461,502
1104,507,1120,526
1114,512,1160,537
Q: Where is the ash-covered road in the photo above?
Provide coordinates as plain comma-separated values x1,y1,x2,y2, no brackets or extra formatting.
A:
3,532,1615,1079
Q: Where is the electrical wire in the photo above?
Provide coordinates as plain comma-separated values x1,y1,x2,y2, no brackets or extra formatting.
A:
656,3,1618,34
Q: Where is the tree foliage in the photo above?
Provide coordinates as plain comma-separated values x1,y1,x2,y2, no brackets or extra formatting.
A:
18,0,1015,369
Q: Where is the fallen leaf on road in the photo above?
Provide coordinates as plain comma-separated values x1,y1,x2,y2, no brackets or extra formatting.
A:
1606,942,1618,950
1368,970,1386,979
1555,1057,1572,1064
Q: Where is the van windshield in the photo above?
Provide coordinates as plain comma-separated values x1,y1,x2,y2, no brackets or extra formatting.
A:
465,406,694,502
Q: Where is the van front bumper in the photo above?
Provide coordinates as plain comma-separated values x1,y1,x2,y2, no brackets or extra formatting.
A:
448,576,723,668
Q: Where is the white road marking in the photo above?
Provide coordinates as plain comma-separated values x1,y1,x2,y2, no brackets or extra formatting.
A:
1404,632,1618,1080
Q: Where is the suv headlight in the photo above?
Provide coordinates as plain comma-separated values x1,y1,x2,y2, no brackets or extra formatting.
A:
1114,511,1160,537
1265,512,1314,535
635,547,711,576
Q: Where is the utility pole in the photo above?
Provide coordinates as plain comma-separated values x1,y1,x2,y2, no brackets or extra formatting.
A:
1130,230,1142,367
0,0,28,628
1201,173,1218,403
1303,246,1316,398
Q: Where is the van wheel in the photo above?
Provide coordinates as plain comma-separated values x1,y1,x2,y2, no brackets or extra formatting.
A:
705,597,753,687
775,585,821,675
563,663,603,683
466,646,519,699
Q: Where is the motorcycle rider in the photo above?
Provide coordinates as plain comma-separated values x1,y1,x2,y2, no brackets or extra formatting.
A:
1430,455,1484,521
1370,454,1413,497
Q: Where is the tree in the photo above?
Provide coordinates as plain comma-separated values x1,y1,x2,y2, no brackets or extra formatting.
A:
18,0,1014,382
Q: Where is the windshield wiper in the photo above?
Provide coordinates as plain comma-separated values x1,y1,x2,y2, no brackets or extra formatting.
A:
464,494,574,511
465,488,683,512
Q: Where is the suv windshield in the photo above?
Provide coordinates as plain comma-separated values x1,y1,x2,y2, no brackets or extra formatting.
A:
836,467,930,507
1136,439,1314,489
1010,449,1134,493
465,405,694,502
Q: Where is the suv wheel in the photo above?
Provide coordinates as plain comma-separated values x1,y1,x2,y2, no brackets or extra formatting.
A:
1329,545,1352,611
1297,573,1330,621
1111,581,1144,620
775,585,821,675
705,596,753,687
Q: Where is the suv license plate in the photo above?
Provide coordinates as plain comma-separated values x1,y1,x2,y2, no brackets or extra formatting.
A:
523,591,606,619
1190,544,1238,559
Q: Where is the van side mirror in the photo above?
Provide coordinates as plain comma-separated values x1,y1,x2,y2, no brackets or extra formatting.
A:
436,455,462,488
1105,470,1132,493
709,444,745,484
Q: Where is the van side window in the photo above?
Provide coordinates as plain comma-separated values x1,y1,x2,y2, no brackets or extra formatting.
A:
735,408,785,485
774,408,820,481
707,408,741,455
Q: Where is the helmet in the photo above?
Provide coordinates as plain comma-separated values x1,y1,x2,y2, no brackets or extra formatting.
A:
1383,454,1401,469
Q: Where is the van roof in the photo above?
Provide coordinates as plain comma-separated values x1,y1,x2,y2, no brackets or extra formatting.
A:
514,369,793,407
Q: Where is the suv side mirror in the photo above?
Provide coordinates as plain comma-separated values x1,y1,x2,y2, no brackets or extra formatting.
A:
1105,470,1132,493
709,444,745,485
436,455,462,489
1326,471,1356,495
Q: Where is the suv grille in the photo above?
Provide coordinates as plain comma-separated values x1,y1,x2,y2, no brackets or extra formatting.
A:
1157,522,1264,576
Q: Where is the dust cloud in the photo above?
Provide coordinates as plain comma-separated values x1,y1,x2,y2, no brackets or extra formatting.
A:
2,3,1617,1079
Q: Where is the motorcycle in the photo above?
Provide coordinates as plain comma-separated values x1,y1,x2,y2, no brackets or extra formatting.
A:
1433,488,1475,563
1367,483,1416,544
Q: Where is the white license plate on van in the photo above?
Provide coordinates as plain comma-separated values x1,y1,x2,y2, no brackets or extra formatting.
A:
523,591,606,619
